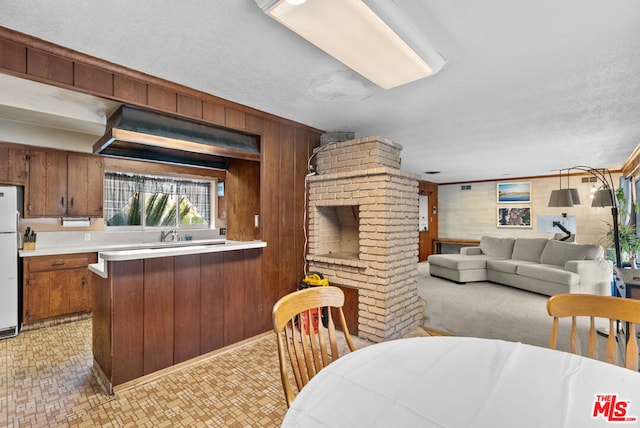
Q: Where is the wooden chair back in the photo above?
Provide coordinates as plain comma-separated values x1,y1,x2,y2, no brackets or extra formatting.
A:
547,293,640,370
272,286,355,407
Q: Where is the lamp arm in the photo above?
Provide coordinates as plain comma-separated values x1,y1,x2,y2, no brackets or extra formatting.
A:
569,166,621,269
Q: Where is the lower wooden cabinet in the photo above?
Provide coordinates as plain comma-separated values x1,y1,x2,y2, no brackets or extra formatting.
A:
92,248,264,389
23,253,97,324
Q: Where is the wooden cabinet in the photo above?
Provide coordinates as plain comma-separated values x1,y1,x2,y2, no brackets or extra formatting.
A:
26,149,103,218
67,154,104,217
23,253,96,324
0,143,28,184
92,248,263,389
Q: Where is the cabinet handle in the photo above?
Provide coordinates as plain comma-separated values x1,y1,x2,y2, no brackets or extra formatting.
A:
51,262,65,267
70,197,74,206
82,277,86,286
61,196,64,207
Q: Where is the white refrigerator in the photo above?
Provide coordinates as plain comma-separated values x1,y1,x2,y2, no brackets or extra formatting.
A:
0,185,18,339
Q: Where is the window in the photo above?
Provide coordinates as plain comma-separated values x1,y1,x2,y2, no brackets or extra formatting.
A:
104,172,213,229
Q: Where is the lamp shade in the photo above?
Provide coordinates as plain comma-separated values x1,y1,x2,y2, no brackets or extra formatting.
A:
548,188,581,207
591,189,614,207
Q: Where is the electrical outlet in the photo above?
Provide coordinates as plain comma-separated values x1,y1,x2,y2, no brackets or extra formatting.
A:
84,232,91,241
220,228,226,236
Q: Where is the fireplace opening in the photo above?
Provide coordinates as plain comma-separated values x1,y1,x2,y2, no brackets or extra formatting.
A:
314,205,360,260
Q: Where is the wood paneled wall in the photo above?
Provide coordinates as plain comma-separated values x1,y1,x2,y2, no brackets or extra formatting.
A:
0,27,321,332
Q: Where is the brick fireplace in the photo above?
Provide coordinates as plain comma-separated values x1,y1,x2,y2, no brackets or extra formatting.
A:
306,136,423,342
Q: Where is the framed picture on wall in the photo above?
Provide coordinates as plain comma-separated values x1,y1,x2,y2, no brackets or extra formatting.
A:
497,207,532,228
497,182,531,203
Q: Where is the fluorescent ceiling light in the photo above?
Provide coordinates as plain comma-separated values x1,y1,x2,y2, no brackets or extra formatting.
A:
255,0,445,89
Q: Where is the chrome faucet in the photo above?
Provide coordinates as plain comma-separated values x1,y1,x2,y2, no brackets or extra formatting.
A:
160,229,177,242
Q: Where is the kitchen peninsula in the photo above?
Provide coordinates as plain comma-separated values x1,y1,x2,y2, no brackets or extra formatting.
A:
89,240,266,393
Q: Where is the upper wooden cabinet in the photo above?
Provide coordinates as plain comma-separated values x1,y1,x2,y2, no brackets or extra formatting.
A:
26,149,103,218
67,154,104,217
0,143,29,185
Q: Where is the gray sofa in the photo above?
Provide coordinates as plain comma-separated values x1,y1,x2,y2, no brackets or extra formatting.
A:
427,236,612,296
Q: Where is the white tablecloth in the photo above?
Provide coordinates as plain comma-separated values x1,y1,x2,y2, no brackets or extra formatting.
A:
282,336,640,427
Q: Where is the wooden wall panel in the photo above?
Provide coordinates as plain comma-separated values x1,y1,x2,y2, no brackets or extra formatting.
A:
278,125,297,299
243,248,264,337
200,252,224,353
26,50,73,85
202,100,226,126
260,120,281,329
92,274,112,378
111,260,144,386
223,250,246,345
174,255,201,363
143,257,175,375
225,108,245,130
177,94,203,119
0,39,26,73
74,63,113,97
147,85,177,112
113,75,147,105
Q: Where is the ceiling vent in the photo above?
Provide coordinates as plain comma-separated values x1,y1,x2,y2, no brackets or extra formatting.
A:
93,105,259,169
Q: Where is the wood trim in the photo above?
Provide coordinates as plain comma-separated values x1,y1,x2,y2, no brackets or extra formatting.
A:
0,26,324,134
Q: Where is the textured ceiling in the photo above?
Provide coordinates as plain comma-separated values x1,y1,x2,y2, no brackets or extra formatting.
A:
1,0,639,183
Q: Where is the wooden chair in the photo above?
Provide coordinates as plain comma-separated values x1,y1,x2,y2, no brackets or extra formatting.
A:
272,286,355,407
547,293,640,370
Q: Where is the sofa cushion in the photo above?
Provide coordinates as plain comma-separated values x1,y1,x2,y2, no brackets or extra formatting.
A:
511,238,549,262
487,259,536,274
480,236,515,258
516,263,579,286
428,254,493,270
539,240,604,267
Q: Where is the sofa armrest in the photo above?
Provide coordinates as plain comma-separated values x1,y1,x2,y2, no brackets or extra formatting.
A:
460,246,483,256
564,259,613,295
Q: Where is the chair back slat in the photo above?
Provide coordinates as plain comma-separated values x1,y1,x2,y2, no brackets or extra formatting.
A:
547,293,640,371
273,286,356,407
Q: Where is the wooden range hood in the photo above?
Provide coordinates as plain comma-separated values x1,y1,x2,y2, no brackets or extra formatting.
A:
93,105,260,169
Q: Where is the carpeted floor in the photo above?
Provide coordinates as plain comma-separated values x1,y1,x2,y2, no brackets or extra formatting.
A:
416,262,624,357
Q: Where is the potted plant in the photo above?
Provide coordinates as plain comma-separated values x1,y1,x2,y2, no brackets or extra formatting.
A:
601,188,640,268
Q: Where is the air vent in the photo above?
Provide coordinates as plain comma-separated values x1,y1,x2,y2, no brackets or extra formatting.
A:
461,185,472,190
581,177,597,183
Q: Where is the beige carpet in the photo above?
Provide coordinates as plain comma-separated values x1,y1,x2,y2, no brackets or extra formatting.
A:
417,262,625,359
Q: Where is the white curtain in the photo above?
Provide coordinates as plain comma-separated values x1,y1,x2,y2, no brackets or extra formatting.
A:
104,172,210,224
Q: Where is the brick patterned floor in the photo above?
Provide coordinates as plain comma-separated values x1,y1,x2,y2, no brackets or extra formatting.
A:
0,319,429,427
0,319,288,427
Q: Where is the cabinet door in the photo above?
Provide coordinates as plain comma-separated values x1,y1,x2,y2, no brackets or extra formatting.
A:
24,272,51,323
67,154,103,217
49,269,73,317
68,269,91,313
26,150,67,217
25,150,47,217
0,145,28,184
45,151,67,217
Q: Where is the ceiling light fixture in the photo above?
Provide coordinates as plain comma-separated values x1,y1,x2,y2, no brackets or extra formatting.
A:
254,0,445,89
285,0,306,5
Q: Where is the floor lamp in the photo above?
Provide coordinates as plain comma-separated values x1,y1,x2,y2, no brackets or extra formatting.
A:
547,166,621,273
548,166,627,346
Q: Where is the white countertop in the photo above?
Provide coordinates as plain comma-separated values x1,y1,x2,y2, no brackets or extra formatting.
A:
88,240,266,278
18,238,228,257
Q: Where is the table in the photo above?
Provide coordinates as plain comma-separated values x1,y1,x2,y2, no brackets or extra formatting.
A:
282,337,640,427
